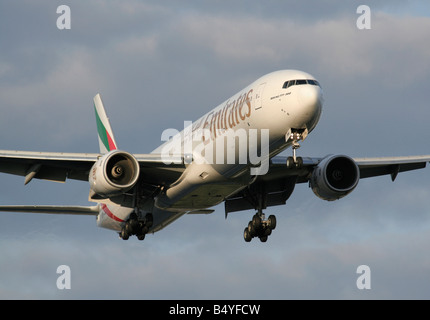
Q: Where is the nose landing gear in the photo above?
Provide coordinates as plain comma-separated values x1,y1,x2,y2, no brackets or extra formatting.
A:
286,129,308,169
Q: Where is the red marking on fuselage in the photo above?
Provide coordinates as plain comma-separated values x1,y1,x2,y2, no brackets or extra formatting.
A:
101,204,124,222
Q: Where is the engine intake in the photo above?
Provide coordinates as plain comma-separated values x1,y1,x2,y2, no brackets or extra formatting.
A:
89,150,140,198
310,155,359,201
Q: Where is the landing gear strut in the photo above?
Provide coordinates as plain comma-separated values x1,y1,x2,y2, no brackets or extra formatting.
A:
286,129,307,169
119,212,153,241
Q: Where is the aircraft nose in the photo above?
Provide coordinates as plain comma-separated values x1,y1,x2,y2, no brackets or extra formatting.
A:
297,85,323,129
298,85,321,111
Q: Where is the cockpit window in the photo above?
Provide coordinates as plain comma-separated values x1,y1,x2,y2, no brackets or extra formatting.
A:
282,79,321,89
307,79,321,87
282,80,296,88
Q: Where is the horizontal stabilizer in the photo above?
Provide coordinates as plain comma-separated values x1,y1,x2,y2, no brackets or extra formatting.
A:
0,205,99,215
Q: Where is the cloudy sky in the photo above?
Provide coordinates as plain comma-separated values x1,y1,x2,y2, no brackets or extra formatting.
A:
1,0,430,299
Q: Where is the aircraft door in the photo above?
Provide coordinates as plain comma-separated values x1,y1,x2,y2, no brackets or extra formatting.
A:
254,83,266,110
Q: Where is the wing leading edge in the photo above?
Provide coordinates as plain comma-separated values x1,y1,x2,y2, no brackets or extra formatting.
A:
0,150,185,185
354,155,430,181
0,150,98,184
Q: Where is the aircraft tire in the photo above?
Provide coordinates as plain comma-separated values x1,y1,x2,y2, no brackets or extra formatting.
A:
268,215,277,230
296,156,303,169
244,228,252,242
259,235,268,243
120,229,129,240
287,157,295,169
247,221,256,237
263,227,272,236
252,214,262,229
145,213,153,228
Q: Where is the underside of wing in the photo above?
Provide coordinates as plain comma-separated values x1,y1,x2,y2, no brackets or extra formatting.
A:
0,205,100,215
224,156,316,215
224,154,430,214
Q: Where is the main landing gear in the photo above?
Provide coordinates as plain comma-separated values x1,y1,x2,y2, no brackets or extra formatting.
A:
243,185,277,243
120,184,154,241
119,212,153,241
243,212,277,243
242,130,307,243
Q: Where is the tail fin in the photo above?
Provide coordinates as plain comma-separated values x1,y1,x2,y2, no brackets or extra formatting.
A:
94,94,118,154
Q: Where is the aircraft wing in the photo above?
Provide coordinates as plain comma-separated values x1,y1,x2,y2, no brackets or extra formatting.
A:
0,205,100,215
353,155,430,181
2,149,429,215
0,150,185,185
0,150,185,217
0,150,99,184
225,155,430,214
264,155,430,183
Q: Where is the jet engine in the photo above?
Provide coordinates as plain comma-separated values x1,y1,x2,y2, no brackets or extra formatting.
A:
310,155,359,201
89,150,140,198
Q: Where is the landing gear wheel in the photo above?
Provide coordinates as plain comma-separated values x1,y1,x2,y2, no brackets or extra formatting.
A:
125,222,133,235
287,157,295,169
243,213,277,243
120,229,129,240
295,156,303,169
263,227,272,237
138,220,149,234
259,235,268,243
268,215,277,230
247,221,256,237
121,211,153,241
252,214,262,229
145,213,153,228
244,228,252,242
287,156,303,169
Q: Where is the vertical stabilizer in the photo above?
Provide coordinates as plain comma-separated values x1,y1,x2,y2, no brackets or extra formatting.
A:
94,94,118,154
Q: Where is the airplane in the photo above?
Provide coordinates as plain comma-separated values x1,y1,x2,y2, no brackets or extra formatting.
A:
1,69,430,243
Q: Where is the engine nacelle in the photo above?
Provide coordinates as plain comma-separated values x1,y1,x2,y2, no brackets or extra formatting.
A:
89,150,140,198
310,155,359,201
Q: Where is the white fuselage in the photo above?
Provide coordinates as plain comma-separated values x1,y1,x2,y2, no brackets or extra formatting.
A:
96,70,324,232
